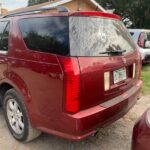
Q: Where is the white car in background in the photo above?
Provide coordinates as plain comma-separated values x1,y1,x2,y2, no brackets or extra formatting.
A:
129,29,150,63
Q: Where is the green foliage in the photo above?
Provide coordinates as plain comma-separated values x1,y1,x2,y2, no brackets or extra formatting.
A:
141,64,150,95
28,0,49,6
96,0,150,29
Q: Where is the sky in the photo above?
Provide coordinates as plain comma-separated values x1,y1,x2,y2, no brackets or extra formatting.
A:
1,0,28,10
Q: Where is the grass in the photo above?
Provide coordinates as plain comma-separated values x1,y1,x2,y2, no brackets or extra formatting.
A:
141,64,150,95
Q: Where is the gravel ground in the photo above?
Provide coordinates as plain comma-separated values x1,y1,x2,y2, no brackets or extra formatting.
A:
0,96,150,150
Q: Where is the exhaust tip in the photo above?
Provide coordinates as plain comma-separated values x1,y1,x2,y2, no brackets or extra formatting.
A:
92,131,99,137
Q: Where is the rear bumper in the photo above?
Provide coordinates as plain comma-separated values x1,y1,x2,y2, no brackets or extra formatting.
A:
39,80,142,141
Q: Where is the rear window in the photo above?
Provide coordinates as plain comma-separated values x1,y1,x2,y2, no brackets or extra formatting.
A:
19,17,69,55
143,32,150,41
146,32,150,40
138,32,150,48
69,17,136,56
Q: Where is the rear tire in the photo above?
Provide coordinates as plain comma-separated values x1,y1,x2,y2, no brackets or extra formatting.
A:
3,89,41,142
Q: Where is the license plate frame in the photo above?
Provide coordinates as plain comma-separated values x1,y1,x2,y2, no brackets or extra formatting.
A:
113,68,127,84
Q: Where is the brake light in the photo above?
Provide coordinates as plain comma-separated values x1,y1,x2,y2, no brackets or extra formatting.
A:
61,58,80,113
138,33,144,48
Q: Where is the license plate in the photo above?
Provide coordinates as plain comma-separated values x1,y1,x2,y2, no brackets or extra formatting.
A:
113,68,127,84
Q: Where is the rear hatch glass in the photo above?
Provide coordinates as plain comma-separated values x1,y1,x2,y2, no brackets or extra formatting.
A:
69,17,136,56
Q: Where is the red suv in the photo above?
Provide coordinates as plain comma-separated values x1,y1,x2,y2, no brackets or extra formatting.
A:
0,7,142,142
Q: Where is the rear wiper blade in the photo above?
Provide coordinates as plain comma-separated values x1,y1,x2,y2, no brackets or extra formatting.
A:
99,50,127,56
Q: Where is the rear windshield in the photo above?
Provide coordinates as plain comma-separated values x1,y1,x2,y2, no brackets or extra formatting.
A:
139,32,150,48
70,17,136,56
19,16,136,57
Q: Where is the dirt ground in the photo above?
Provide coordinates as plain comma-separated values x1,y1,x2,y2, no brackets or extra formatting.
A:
0,96,150,150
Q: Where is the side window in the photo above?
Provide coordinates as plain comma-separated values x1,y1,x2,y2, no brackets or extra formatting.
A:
0,21,10,53
0,23,10,51
19,17,69,56
0,22,8,36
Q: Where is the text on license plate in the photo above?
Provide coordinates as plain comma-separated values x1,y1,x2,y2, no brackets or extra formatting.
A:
113,68,127,84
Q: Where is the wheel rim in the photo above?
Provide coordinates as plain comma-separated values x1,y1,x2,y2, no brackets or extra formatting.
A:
6,98,24,135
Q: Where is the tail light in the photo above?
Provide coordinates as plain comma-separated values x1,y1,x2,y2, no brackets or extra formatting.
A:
60,57,80,113
138,33,144,48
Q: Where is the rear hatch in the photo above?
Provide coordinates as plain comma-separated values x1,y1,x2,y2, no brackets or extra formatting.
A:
69,14,141,110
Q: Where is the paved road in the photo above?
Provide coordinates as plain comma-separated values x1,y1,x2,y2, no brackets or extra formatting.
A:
0,96,150,150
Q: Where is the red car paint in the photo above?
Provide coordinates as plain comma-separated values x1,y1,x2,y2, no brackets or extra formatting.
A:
132,108,150,150
0,11,142,140
69,11,121,20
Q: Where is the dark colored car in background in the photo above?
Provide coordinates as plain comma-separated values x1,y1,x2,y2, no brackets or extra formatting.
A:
132,108,150,150
0,7,142,142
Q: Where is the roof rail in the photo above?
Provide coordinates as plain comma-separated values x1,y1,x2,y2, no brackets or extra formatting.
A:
4,6,69,18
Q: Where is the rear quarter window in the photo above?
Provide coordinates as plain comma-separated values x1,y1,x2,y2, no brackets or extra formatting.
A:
130,32,134,36
19,17,69,56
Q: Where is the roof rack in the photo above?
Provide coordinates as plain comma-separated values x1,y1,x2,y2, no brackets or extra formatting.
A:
4,6,69,18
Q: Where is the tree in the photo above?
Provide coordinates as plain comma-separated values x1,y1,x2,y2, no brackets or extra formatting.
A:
96,0,150,29
28,0,49,6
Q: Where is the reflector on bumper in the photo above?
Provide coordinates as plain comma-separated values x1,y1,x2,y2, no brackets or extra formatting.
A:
104,72,110,91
